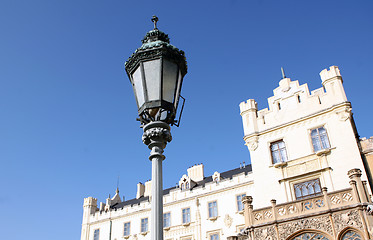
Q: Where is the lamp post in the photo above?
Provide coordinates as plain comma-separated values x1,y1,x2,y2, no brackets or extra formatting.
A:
125,16,187,240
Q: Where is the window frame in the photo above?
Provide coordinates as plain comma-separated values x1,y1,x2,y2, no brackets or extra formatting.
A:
270,140,288,164
208,201,218,219
141,217,148,233
309,126,331,152
123,222,131,237
93,229,100,240
209,233,219,240
293,178,322,200
163,212,171,228
182,207,191,224
236,193,246,212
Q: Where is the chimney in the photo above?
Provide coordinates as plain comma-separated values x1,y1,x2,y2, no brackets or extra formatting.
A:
187,164,204,182
136,182,145,199
144,180,152,197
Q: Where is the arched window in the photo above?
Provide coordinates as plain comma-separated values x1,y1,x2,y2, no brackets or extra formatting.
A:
294,178,322,200
341,230,363,240
270,140,288,164
310,126,330,152
290,232,330,240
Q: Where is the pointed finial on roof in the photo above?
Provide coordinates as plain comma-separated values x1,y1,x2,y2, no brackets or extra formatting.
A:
116,175,120,194
152,15,159,29
281,67,286,79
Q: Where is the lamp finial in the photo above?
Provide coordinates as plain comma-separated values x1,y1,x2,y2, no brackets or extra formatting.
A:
152,15,159,29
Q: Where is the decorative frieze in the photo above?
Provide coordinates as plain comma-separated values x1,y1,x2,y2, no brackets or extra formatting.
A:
277,215,333,239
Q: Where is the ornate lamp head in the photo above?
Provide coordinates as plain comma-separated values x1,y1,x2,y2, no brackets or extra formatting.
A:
125,16,187,125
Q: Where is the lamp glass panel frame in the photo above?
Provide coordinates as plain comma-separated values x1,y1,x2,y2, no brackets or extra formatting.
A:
130,57,183,122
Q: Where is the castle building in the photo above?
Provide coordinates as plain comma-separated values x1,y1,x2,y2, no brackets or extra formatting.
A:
81,66,372,240
235,66,373,240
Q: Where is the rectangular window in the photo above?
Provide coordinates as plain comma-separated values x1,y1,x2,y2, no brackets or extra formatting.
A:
163,212,171,228
141,218,148,233
94,229,100,240
270,140,288,164
182,208,191,224
294,178,322,200
236,194,246,211
208,201,218,218
210,234,219,240
311,127,330,152
123,222,130,236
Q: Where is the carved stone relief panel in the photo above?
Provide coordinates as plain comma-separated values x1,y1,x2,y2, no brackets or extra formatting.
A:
332,210,363,234
277,215,333,239
286,159,319,177
253,226,277,240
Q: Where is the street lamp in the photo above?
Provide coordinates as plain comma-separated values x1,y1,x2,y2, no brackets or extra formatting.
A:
125,16,187,240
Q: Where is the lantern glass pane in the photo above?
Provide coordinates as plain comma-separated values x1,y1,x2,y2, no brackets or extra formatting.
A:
174,69,183,109
143,59,161,101
162,60,178,103
132,66,145,108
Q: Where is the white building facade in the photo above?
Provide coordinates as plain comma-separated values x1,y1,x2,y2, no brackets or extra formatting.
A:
239,65,370,209
81,66,372,240
81,164,252,240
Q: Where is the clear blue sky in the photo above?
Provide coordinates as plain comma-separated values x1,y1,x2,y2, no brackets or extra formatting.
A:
0,1,372,239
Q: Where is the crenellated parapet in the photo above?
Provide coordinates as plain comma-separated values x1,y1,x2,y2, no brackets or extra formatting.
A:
240,66,350,145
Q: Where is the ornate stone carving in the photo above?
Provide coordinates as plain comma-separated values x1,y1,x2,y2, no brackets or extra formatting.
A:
246,136,259,151
277,215,333,239
224,214,233,228
336,107,352,121
347,169,362,179
253,226,277,240
333,210,363,233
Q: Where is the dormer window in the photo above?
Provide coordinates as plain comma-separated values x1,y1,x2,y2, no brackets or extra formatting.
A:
179,174,194,191
180,180,189,190
212,172,221,183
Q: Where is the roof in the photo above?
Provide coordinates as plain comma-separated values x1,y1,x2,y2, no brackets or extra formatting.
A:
111,165,252,210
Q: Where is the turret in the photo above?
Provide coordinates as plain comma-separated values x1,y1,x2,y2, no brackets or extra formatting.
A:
320,66,347,103
83,197,97,217
239,99,258,136
81,197,97,240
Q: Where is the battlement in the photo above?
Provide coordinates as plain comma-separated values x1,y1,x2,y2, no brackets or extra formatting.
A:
320,65,342,83
239,99,257,114
240,66,348,138
360,137,373,153
83,197,97,207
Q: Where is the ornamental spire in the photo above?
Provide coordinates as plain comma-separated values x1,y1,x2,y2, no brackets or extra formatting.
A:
281,67,286,79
